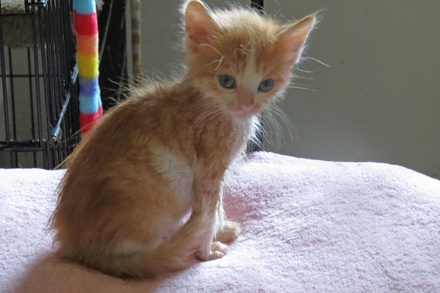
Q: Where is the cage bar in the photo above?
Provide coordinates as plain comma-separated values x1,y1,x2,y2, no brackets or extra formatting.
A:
0,0,79,168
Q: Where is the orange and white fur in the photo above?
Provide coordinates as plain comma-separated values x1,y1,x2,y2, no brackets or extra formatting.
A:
52,0,317,278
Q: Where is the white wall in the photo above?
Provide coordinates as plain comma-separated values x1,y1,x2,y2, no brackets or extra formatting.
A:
141,0,440,178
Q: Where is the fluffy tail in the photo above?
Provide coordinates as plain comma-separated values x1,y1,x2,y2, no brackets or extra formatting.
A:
83,212,208,278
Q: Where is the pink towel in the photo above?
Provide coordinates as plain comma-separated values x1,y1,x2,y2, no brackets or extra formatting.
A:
1,152,439,292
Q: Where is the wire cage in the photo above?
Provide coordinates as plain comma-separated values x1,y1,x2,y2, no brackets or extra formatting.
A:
0,0,79,169
0,0,128,169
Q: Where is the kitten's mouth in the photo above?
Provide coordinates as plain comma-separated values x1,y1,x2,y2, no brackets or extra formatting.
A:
228,107,258,119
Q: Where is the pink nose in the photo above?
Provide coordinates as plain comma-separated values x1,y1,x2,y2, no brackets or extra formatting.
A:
238,90,255,112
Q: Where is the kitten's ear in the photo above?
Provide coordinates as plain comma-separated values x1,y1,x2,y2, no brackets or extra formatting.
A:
184,0,218,52
278,13,318,62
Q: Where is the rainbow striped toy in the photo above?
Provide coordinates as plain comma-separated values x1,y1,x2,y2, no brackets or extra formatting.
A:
73,0,103,135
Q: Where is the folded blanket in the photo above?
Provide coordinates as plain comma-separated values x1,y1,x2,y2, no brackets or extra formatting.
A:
1,152,439,292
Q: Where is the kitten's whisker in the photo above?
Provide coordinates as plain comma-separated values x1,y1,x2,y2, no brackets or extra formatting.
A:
200,43,223,57
212,55,225,71
293,75,314,81
234,44,251,57
287,85,318,92
278,72,291,83
261,103,300,152
289,81,312,88
302,56,330,68
272,106,298,145
294,66,314,74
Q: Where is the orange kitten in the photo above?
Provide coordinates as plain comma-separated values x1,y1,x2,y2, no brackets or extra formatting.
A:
52,0,317,278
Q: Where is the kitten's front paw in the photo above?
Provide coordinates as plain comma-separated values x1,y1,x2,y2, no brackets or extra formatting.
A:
216,220,241,243
198,241,228,261
210,241,228,259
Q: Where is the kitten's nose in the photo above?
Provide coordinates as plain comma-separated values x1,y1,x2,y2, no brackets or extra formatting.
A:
238,90,255,112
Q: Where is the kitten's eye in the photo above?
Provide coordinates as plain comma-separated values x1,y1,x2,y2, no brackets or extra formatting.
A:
218,75,236,89
258,79,274,92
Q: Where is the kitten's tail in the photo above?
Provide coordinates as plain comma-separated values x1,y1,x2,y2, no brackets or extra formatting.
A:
86,212,207,278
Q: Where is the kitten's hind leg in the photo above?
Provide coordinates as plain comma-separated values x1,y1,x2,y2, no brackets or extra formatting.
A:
216,220,241,244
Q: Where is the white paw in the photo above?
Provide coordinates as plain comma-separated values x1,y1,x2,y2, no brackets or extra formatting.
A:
198,241,228,261
211,241,228,258
216,221,241,243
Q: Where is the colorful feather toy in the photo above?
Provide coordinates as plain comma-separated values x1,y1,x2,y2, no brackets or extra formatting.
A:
73,0,103,135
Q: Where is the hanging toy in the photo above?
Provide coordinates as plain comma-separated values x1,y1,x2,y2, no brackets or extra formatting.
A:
73,0,103,135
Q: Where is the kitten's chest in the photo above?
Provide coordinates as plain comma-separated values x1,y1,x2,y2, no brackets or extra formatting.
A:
188,110,253,157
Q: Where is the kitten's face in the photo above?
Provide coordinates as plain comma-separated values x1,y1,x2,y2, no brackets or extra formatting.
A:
184,0,316,119
200,34,294,119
